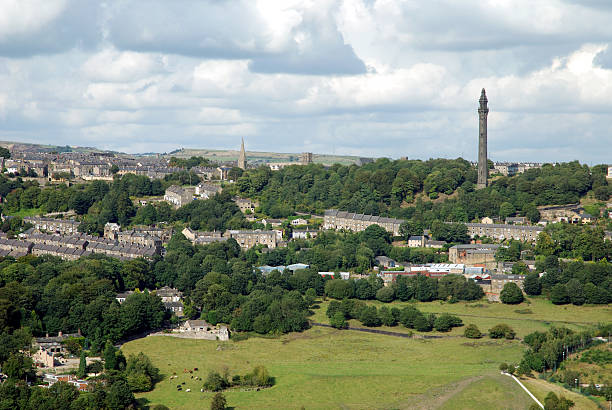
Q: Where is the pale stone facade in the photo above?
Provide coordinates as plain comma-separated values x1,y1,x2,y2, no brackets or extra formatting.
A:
323,209,404,236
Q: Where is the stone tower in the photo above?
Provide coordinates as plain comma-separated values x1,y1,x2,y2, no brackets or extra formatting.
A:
477,88,489,189
237,138,247,170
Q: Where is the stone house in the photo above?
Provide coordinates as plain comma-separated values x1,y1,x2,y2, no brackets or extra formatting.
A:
234,198,258,213
164,185,195,208
408,235,426,248
291,229,319,240
224,230,277,249
179,320,229,341
290,218,308,226
449,244,500,265
195,183,222,199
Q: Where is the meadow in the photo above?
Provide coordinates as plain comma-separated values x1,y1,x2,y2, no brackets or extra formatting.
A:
122,298,610,409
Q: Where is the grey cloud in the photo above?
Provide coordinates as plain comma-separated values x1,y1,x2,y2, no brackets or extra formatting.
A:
0,1,100,57
106,0,364,75
594,46,612,68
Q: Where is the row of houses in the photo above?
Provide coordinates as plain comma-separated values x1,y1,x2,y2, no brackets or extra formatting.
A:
23,216,81,235
464,222,544,242
3,231,160,260
323,210,404,236
3,150,236,182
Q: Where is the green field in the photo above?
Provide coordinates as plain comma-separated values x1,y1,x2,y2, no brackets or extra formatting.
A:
311,297,612,338
122,298,610,409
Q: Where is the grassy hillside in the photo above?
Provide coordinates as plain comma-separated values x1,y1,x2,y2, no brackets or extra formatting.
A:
311,297,612,338
121,298,609,409
123,329,524,409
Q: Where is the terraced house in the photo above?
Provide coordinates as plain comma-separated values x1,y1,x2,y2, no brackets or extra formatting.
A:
465,222,543,241
324,210,404,236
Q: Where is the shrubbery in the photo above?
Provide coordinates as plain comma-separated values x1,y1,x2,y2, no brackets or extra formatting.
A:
488,324,515,340
203,366,275,392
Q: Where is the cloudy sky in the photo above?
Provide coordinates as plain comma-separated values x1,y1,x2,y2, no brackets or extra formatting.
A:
0,0,611,163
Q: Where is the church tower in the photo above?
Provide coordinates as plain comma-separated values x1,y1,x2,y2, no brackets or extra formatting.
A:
477,89,489,189
237,138,247,170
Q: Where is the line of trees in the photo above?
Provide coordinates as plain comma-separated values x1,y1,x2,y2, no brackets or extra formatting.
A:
523,256,611,305
323,273,484,303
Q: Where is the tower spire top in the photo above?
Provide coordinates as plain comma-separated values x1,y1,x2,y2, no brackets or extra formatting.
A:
238,137,247,170
479,88,488,105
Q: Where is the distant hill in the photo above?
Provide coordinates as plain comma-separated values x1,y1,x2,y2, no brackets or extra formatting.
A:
161,148,364,166
0,140,368,165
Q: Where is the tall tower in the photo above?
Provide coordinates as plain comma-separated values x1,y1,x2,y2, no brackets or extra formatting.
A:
477,88,489,189
237,138,247,170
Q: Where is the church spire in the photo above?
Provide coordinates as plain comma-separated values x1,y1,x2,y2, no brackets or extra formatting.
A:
238,137,247,170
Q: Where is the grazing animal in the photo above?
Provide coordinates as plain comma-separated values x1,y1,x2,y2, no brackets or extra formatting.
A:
186,389,191,392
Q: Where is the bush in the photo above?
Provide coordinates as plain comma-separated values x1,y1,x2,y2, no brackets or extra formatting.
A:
433,314,463,332
375,286,395,303
464,324,482,339
210,392,227,410
379,306,397,327
523,273,541,296
500,282,524,304
203,371,229,392
489,324,515,340
242,365,274,387
550,283,570,305
330,311,348,329
324,280,354,299
414,314,432,332
359,306,381,327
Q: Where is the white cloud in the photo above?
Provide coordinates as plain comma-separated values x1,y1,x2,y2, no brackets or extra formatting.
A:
0,0,611,164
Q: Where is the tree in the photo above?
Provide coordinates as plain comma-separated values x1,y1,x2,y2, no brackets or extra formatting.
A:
0,147,10,159
511,261,528,275
211,392,227,410
2,353,33,380
489,324,515,339
104,340,117,370
499,202,516,219
359,306,381,327
77,351,87,379
593,186,609,201
550,283,569,305
106,379,135,410
464,324,482,339
375,286,395,303
330,311,348,329
414,314,432,332
379,307,397,326
500,282,524,304
544,392,574,410
354,279,375,300
324,280,354,299
434,313,463,332
203,371,229,392
523,273,542,296
110,164,119,174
